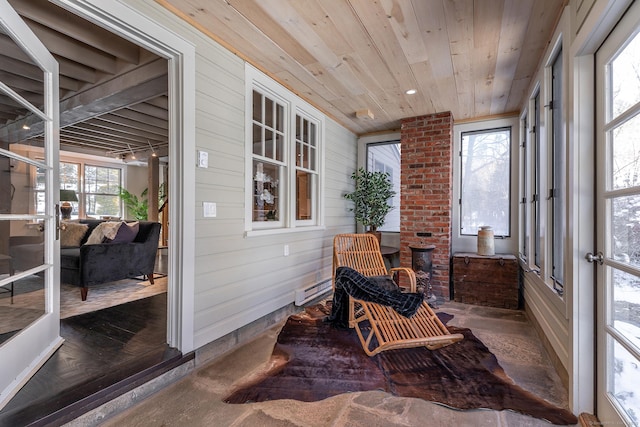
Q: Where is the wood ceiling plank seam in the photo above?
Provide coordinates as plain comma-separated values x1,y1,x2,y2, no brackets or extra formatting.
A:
271,69,355,128
408,61,445,115
225,0,318,66
380,0,428,64
471,0,504,117
491,0,534,115
411,0,454,79
24,18,118,75
443,0,474,119
169,0,295,73
511,0,563,80
9,0,140,64
345,0,422,116
254,0,368,97
288,0,354,56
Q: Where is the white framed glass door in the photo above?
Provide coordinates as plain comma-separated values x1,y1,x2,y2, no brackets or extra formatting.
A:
595,1,640,424
0,0,61,410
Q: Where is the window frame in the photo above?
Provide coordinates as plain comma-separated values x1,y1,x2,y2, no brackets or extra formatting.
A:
366,141,401,233
83,163,123,219
549,46,565,295
452,116,519,254
31,151,125,219
245,65,325,236
458,126,513,238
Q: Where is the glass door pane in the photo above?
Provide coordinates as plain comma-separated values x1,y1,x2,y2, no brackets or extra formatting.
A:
0,0,61,410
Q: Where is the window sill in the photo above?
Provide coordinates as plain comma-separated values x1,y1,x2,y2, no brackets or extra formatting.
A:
245,225,325,238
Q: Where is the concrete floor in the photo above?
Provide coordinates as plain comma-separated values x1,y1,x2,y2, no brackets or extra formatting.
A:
71,301,577,427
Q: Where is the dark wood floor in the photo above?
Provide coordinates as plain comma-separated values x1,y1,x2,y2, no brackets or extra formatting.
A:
0,293,189,427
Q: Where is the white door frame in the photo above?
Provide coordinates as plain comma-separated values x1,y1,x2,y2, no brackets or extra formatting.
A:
570,0,635,418
53,0,196,352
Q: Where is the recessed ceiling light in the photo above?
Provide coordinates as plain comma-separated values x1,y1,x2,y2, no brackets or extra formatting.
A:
22,124,30,130
405,89,417,95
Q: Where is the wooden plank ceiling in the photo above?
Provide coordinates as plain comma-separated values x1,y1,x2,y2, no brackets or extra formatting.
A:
0,0,168,161
158,0,566,134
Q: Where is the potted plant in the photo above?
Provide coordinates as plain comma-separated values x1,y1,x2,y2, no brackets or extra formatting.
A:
344,167,395,240
119,187,149,220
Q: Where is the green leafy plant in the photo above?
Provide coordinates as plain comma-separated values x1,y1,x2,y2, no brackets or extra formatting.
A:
343,167,395,232
119,187,148,220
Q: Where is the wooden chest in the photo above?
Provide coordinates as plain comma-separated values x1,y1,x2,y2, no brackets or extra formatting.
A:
452,253,520,309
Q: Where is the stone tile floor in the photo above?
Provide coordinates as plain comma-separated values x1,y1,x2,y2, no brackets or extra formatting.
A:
72,301,577,427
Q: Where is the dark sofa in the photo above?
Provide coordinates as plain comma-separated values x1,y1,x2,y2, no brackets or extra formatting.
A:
60,219,161,301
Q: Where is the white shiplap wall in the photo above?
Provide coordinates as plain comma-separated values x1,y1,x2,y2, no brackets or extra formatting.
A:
121,0,357,349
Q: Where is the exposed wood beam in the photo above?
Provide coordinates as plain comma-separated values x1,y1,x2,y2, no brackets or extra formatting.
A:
108,109,169,130
24,19,118,75
89,116,167,139
96,113,168,137
8,0,140,64
0,59,167,142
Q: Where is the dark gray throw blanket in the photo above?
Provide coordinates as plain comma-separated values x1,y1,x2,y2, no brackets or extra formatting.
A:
327,266,424,328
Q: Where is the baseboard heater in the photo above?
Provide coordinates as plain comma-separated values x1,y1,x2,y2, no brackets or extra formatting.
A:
295,279,332,306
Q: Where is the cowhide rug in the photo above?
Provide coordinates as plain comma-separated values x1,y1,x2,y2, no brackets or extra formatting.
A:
224,303,578,425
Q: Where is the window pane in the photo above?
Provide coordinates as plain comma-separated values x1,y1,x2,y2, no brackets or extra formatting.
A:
460,128,511,236
611,269,640,352
551,49,564,286
611,195,640,267
252,124,262,156
275,103,284,132
610,32,640,121
367,142,401,233
265,129,274,159
275,132,284,162
253,161,280,222
265,97,274,128
84,166,121,194
85,194,120,217
610,114,640,190
296,171,313,220
609,338,640,426
252,90,262,122
0,274,45,345
60,163,79,192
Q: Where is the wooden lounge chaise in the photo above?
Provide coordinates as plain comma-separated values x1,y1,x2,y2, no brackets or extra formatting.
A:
332,233,463,356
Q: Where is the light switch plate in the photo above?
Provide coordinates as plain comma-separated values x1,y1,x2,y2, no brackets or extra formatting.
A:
203,202,217,218
197,150,208,168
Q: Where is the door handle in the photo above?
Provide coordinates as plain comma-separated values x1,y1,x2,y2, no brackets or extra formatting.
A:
55,204,60,240
585,251,604,265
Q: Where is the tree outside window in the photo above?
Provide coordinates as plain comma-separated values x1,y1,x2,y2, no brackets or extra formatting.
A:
460,127,511,236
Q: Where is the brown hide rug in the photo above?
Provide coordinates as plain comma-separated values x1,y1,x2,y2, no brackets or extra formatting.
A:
224,303,577,425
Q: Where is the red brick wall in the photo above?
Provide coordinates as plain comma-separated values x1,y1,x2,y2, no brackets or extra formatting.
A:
400,112,454,299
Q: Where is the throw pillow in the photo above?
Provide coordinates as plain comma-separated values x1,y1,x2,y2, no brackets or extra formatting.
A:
60,222,89,247
85,221,122,245
107,221,139,244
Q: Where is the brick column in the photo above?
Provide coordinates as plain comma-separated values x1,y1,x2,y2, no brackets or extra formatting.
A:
400,112,453,300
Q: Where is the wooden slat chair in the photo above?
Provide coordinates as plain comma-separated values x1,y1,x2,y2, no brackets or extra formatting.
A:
332,233,463,356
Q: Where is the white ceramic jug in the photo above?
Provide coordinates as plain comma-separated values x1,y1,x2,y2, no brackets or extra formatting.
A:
477,225,495,256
